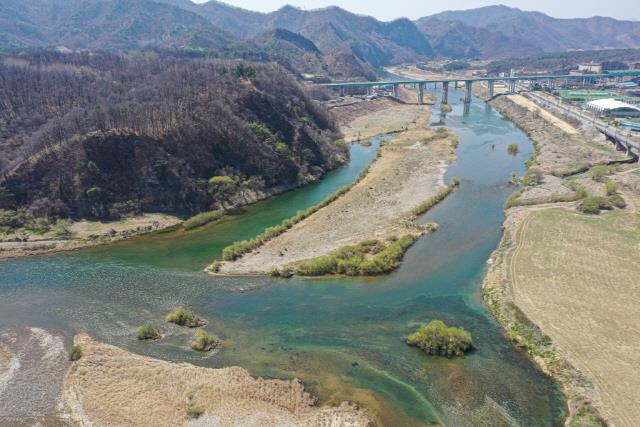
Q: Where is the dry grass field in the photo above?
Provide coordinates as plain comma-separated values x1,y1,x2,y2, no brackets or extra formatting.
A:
510,208,640,427
64,334,369,427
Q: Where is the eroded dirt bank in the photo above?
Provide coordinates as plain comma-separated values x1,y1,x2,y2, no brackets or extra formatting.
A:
484,94,639,426
217,101,457,275
64,334,370,427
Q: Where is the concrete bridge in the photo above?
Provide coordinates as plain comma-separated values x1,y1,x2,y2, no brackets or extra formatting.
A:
318,71,640,105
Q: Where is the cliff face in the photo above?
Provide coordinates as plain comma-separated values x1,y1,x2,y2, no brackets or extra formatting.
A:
0,52,346,219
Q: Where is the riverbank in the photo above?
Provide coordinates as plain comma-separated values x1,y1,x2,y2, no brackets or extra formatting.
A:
0,213,182,260
215,101,458,276
63,334,369,426
483,94,639,426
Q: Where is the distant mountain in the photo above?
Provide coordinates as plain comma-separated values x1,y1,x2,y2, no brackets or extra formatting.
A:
424,5,640,57
416,17,542,59
0,0,236,51
231,29,377,81
164,2,435,68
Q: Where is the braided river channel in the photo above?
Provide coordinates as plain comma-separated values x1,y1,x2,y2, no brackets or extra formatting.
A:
0,89,566,426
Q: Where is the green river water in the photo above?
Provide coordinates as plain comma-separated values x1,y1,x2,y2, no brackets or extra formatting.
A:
0,91,566,426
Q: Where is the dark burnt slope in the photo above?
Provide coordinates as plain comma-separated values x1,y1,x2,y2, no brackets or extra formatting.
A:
0,52,345,219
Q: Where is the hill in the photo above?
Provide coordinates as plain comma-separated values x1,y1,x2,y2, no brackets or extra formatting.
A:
0,52,345,220
0,0,235,51
426,5,640,58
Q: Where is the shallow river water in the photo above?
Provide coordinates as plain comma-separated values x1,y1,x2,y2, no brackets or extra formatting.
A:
0,90,566,426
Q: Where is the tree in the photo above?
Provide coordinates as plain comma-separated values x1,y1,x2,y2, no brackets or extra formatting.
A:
208,175,238,207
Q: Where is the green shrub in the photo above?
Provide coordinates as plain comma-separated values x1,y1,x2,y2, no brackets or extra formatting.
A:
186,406,205,419
295,235,417,277
440,103,453,113
507,143,519,155
0,209,33,229
406,320,473,357
190,329,218,352
183,210,224,230
590,165,609,182
137,324,162,340
165,307,205,328
69,345,82,362
605,181,619,196
577,196,612,214
608,194,626,209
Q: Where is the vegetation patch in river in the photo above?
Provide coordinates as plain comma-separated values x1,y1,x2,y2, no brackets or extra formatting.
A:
191,329,219,352
165,307,206,328
137,324,162,341
282,235,419,277
405,320,473,357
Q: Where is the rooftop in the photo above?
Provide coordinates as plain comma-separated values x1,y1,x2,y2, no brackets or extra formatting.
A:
586,99,640,112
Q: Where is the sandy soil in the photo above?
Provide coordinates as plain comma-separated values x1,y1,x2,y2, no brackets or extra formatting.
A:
490,96,627,174
0,213,181,259
218,103,457,275
64,334,369,427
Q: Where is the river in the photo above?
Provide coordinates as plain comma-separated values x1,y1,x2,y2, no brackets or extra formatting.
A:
0,88,565,426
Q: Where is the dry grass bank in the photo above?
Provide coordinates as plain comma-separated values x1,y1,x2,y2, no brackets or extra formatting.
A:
484,92,640,426
64,334,369,427
217,103,457,275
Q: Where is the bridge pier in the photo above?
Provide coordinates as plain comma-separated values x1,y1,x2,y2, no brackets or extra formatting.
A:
393,84,400,98
441,82,449,104
464,81,473,104
418,83,425,105
508,80,516,94
488,81,495,99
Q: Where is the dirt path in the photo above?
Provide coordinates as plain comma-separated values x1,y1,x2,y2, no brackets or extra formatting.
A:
64,334,369,427
217,103,457,275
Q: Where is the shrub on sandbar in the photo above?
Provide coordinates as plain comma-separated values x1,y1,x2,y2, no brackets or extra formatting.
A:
406,320,473,357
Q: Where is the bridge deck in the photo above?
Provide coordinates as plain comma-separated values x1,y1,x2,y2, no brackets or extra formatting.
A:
317,71,640,88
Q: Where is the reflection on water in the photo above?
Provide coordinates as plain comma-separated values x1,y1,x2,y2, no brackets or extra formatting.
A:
0,93,565,426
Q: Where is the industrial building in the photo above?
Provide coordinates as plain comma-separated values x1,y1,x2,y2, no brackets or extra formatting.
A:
586,99,640,118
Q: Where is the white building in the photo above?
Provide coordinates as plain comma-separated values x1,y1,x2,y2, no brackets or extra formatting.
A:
586,99,640,118
577,63,603,74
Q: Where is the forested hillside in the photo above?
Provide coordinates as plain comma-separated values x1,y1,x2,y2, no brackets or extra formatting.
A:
0,52,345,220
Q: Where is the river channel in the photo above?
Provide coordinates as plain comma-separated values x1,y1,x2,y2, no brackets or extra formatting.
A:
0,89,565,426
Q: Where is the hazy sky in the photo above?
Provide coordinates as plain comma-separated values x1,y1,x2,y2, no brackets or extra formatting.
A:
193,0,640,21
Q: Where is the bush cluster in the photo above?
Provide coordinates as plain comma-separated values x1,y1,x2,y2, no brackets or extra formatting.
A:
69,345,82,362
165,307,205,328
507,143,519,155
190,329,218,352
183,209,224,230
137,324,162,340
294,235,417,277
405,320,473,357
186,406,205,419
577,196,615,214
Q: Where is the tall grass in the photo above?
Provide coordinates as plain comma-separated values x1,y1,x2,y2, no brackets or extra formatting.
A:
183,209,224,230
410,178,460,218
